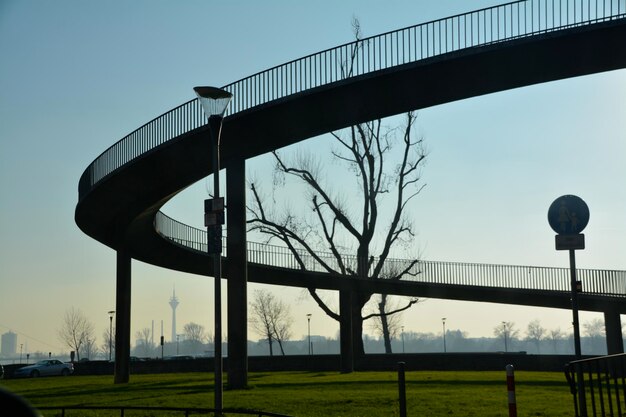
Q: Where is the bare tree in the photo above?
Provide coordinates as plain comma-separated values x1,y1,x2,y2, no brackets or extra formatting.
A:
183,322,208,343
366,294,419,353
548,328,565,353
493,321,518,352
526,319,546,354
183,322,210,354
584,318,605,338
58,307,95,361
80,335,98,360
584,318,606,354
246,20,427,360
135,327,154,357
249,289,293,356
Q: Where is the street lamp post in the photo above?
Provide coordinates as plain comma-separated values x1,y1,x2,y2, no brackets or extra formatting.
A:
502,321,508,352
401,326,405,353
442,318,447,353
108,310,115,361
19,344,23,364
307,314,312,355
194,86,232,415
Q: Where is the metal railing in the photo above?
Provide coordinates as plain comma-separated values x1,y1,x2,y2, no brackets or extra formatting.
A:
565,354,626,416
78,0,626,199
154,212,626,297
37,405,293,417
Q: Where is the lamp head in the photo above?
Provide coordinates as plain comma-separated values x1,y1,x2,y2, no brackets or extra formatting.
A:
193,86,232,118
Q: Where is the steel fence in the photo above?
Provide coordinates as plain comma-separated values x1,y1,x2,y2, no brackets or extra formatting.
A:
566,354,626,416
154,212,626,297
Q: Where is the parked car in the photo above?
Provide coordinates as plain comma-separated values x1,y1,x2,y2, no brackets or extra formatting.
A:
13,360,74,378
163,355,194,360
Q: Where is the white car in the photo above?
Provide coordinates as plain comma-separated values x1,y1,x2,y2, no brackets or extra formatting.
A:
13,360,74,378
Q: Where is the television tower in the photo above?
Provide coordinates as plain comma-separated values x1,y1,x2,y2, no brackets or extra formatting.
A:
169,287,179,343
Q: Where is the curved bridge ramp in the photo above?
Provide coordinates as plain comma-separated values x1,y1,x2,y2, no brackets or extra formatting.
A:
75,0,626,380
77,0,625,306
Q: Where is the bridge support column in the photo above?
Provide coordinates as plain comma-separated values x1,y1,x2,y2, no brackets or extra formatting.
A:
604,310,624,355
339,290,354,373
227,158,248,389
114,248,131,384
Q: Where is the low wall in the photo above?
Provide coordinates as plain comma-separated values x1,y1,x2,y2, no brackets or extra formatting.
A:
3,353,593,379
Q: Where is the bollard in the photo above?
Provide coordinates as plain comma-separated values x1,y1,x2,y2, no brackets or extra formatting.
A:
506,364,517,417
398,362,407,417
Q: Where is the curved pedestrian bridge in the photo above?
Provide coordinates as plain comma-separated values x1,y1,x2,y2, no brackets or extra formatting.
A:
156,212,626,313
76,0,626,311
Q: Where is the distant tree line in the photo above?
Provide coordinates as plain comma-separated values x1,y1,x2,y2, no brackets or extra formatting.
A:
52,307,615,361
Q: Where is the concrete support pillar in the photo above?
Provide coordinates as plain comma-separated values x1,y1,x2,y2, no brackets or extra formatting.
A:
604,310,624,355
226,158,248,389
339,290,354,373
114,248,132,384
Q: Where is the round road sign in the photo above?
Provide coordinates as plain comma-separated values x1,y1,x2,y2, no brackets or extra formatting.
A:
548,195,589,235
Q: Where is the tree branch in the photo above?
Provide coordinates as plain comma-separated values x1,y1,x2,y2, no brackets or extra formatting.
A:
362,297,420,320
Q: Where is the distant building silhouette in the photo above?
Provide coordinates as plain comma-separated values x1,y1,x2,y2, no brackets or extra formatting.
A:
1,331,17,356
169,287,179,343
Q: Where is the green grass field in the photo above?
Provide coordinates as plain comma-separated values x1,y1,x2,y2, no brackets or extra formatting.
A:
1,371,575,416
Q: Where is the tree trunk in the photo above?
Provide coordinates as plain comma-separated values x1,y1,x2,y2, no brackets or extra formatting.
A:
339,290,354,373
352,297,364,357
277,339,286,355
379,295,393,354
266,326,274,356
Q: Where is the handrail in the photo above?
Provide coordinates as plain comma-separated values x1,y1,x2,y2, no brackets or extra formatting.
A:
565,353,626,416
154,212,626,297
78,0,626,199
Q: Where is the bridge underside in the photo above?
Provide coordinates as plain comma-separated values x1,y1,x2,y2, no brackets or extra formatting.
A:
247,264,626,314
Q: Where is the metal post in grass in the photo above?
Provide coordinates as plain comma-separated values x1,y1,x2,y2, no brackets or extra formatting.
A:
548,195,590,416
398,361,407,417
506,364,517,417
194,86,233,416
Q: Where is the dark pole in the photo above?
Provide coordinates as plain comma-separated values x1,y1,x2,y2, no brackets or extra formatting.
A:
398,362,407,417
569,249,587,414
209,114,224,413
114,249,131,384
442,318,447,353
108,310,115,362
307,314,312,355
109,315,112,361
503,322,508,353
194,86,232,415
570,250,582,359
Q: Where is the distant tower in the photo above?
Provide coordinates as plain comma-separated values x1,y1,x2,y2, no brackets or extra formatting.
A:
169,287,179,343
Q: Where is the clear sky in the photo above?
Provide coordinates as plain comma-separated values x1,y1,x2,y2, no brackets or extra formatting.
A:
1,0,625,357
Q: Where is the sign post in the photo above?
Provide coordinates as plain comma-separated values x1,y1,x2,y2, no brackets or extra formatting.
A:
548,194,589,415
